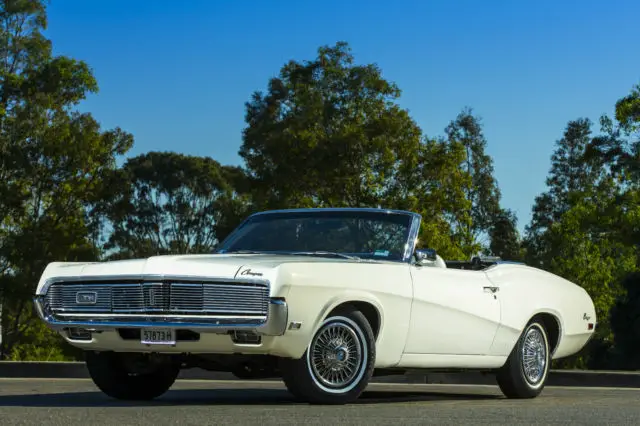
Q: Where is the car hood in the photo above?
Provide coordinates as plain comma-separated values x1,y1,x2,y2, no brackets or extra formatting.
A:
35,253,355,294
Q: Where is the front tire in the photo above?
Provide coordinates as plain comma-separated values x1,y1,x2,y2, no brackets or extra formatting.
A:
496,319,551,398
85,351,180,400
279,305,376,404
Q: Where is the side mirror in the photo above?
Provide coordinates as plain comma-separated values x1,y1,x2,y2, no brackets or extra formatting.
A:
415,248,437,264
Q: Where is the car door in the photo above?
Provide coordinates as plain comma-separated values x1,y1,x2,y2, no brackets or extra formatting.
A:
403,264,501,355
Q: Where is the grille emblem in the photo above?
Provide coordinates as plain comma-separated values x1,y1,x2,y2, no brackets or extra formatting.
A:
147,284,164,307
149,287,157,306
75,291,97,305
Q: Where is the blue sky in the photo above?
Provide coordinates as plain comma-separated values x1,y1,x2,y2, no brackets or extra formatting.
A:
45,0,640,233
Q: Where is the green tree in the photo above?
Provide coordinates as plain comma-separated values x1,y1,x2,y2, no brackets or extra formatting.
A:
240,41,423,210
239,41,473,259
586,83,639,189
412,136,474,260
95,151,244,260
0,0,132,359
587,82,640,368
444,108,501,252
545,199,636,345
488,208,522,260
615,83,640,135
543,199,636,370
524,118,605,268
522,114,638,368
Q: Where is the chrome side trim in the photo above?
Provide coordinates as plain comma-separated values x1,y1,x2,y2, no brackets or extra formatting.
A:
33,296,288,336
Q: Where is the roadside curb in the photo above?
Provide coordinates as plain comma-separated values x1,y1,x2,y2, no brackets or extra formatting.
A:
2,362,639,388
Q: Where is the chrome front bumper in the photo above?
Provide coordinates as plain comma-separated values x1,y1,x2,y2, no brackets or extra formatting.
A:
33,296,289,336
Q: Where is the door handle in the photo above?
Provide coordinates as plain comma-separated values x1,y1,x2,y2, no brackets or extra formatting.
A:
483,286,499,293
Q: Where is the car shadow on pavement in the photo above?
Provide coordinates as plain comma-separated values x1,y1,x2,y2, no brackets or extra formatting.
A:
0,388,502,407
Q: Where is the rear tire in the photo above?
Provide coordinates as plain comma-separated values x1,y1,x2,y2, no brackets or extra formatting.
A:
279,305,376,404
496,319,551,398
85,351,180,400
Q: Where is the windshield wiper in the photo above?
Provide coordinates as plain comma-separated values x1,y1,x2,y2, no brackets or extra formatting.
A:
290,251,360,260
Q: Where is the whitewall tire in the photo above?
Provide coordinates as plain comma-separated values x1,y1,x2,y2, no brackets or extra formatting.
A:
279,304,376,404
496,319,551,398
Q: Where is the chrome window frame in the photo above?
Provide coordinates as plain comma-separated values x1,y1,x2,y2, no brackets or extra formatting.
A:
216,207,423,264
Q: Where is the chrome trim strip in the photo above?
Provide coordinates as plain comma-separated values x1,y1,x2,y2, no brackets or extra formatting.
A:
33,297,288,336
483,261,527,271
248,207,422,216
54,313,266,319
403,213,422,263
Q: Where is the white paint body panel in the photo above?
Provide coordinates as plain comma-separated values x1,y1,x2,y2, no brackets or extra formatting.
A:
35,252,596,371
405,267,501,355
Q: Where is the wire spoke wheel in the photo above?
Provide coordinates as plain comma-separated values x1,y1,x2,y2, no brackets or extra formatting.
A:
280,306,375,404
307,317,367,394
521,325,548,385
497,319,552,399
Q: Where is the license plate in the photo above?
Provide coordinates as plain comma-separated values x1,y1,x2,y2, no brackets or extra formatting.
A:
140,328,175,345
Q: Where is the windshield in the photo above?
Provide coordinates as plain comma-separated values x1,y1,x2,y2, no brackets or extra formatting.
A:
216,210,415,262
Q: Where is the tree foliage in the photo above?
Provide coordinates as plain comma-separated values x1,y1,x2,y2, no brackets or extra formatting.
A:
444,108,502,254
239,42,479,260
0,0,132,358
240,41,424,210
615,83,640,135
523,83,640,368
94,151,244,259
488,208,522,261
406,136,473,260
524,118,607,268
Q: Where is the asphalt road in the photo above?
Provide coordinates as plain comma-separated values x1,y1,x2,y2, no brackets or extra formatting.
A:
1,379,639,425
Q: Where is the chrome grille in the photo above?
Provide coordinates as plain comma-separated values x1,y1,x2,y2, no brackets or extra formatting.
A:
47,284,113,312
203,284,267,314
112,284,145,312
170,284,204,312
45,280,269,316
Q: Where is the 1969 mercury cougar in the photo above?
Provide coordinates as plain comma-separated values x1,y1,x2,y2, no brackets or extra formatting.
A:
34,208,596,404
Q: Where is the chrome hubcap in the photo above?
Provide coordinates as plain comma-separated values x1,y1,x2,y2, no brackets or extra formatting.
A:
522,326,547,385
309,320,364,390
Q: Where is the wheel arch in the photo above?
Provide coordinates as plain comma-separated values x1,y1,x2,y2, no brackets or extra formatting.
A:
326,300,382,340
529,312,562,356
312,291,385,344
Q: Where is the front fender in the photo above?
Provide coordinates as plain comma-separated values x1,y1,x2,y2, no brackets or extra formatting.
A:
313,290,386,339
269,283,410,367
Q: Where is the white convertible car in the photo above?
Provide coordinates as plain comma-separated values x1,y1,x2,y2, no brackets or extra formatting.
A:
33,208,596,404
